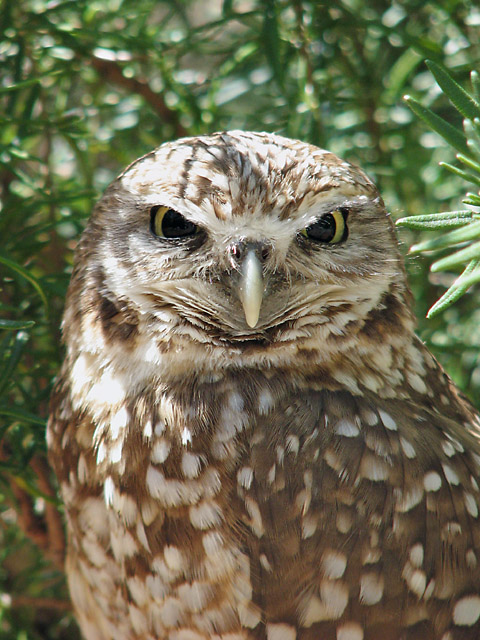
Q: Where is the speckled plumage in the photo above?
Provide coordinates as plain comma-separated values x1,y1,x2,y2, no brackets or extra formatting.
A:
48,131,480,640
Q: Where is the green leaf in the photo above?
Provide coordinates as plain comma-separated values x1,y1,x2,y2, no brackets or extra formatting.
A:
439,161,480,187
0,407,45,426
404,95,469,155
427,259,480,317
396,210,473,230
457,152,480,173
426,60,480,121
463,193,480,206
0,331,29,398
0,256,48,310
430,240,480,272
409,219,480,254
0,319,35,331
472,71,480,103
262,0,284,89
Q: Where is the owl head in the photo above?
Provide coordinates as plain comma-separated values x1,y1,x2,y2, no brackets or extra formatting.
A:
64,131,413,378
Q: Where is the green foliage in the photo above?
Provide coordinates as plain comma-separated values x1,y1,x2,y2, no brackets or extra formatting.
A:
398,65,480,318
0,1,479,637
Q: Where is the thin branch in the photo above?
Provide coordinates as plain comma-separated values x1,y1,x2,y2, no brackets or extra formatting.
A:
9,480,49,551
31,455,66,570
90,57,187,137
8,595,71,611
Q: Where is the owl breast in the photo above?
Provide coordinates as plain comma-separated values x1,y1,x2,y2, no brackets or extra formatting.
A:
49,360,480,640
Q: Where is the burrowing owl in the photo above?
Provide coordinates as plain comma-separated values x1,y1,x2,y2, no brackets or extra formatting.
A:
48,131,480,640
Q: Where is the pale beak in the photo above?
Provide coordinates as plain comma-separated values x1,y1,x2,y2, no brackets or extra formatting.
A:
238,247,264,328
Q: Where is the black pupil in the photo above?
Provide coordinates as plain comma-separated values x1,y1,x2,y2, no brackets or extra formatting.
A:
156,208,197,238
305,213,337,242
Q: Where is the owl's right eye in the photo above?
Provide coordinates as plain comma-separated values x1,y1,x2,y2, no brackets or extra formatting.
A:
150,206,198,239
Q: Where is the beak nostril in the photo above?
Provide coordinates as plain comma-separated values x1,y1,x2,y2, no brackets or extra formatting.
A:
260,245,270,262
228,240,271,265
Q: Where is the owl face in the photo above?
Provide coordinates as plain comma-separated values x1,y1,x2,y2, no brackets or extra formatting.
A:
79,131,405,351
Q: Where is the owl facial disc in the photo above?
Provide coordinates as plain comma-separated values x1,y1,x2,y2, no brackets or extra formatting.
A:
238,247,264,328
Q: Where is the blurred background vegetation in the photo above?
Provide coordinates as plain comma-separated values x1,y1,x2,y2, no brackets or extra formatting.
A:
1,0,480,637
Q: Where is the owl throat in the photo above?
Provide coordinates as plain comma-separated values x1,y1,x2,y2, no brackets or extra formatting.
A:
62,276,430,482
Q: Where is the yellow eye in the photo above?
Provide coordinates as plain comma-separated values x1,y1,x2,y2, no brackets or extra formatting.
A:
300,209,348,244
150,206,198,239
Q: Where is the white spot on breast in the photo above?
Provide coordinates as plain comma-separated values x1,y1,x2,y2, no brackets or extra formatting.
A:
111,492,137,525
337,622,364,640
335,418,359,438
136,521,150,551
466,549,477,569
442,521,462,539
400,437,416,459
286,435,300,456
403,564,426,597
80,536,108,568
96,440,106,464
146,466,201,506
163,545,185,573
442,463,460,485
127,576,149,607
129,604,148,634
143,419,152,439
181,426,192,446
109,439,123,464
336,510,353,533
238,603,262,628
201,467,222,497
267,464,276,484
155,420,165,436
110,525,137,559
258,388,274,414
189,500,223,529
359,455,389,481
181,451,202,478
260,553,273,572
145,574,167,600
266,623,296,640
301,581,349,625
302,513,318,538
237,466,254,489
378,409,397,431
177,581,213,613
361,409,378,426
157,596,182,626
202,531,224,554
359,573,384,605
395,485,424,512
322,549,347,579
464,492,478,518
141,499,160,526
409,543,424,567
78,497,109,538
442,440,456,457
424,471,442,492
245,496,264,537
110,406,128,439
453,595,480,625
407,372,427,394
104,476,115,507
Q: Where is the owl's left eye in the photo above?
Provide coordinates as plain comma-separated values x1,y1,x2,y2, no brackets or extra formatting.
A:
300,208,349,244
150,206,198,239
